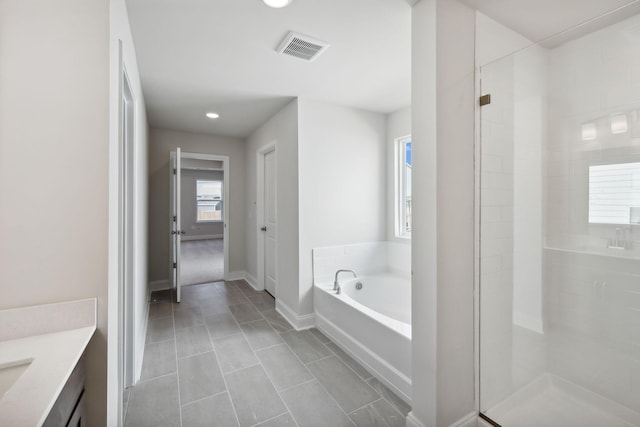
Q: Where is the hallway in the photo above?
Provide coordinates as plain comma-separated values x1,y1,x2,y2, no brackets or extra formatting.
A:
124,281,410,427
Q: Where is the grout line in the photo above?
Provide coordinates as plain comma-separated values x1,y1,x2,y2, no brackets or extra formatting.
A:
277,331,356,426
304,353,335,365
222,362,262,376
248,411,290,427
180,389,229,409
171,296,184,427
277,377,318,394
236,307,302,427
137,371,178,384
204,296,243,427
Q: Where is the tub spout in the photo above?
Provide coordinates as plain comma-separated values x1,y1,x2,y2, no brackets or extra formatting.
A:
334,269,357,294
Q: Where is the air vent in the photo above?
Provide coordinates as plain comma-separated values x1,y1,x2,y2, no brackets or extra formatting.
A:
276,31,330,62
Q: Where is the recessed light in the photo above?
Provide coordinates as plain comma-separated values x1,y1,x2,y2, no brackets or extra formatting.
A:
262,0,292,8
206,112,220,119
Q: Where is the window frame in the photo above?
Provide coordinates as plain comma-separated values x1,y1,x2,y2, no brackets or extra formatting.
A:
395,135,412,239
196,179,223,223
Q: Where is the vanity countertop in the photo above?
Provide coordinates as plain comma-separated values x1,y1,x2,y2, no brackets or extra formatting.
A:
0,299,96,427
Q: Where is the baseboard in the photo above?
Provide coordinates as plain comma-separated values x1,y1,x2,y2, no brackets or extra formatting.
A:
149,280,171,292
451,412,478,427
227,271,246,281
244,271,258,290
135,288,151,384
406,412,427,427
316,312,412,405
276,299,315,330
181,234,223,241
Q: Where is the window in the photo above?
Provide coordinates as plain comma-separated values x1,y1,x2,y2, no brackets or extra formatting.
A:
589,162,640,224
196,180,223,222
396,136,412,237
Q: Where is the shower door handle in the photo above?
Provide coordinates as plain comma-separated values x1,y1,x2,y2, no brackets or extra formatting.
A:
261,226,267,232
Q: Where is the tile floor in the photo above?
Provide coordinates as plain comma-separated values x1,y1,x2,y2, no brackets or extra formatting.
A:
124,280,411,427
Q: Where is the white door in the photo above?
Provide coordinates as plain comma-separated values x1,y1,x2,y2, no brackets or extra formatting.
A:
263,150,277,297
170,148,183,302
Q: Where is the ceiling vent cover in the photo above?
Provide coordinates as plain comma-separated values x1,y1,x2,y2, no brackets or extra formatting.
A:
276,31,330,62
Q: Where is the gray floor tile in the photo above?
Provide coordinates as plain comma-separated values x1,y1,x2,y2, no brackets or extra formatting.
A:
225,365,287,427
213,333,259,372
349,403,389,427
174,305,204,329
177,351,226,404
199,296,233,316
176,324,213,359
261,309,294,332
371,398,406,427
148,301,173,319
146,316,174,343
253,413,297,427
150,289,173,303
205,312,241,339
306,356,380,413
366,377,411,416
246,292,276,312
239,319,283,350
325,342,372,380
125,374,181,427
229,302,263,324
218,289,251,305
280,380,355,427
140,340,176,380
181,392,239,427
280,330,332,363
310,328,332,344
235,280,256,294
256,344,313,390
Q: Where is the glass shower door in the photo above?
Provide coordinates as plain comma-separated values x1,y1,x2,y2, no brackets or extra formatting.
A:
479,11,640,426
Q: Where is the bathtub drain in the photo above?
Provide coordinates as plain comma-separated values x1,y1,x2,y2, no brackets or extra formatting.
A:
355,282,363,290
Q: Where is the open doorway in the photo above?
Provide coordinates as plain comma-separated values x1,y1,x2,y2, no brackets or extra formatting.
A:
180,163,225,285
169,150,230,301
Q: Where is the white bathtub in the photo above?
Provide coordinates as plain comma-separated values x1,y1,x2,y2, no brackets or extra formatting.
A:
314,272,412,404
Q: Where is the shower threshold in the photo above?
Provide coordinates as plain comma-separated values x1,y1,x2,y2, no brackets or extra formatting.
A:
483,373,640,427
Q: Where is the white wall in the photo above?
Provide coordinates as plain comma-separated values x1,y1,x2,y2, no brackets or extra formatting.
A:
298,99,387,315
109,0,149,424
411,1,476,426
386,106,412,244
180,169,224,238
245,100,299,312
0,1,118,425
148,128,245,282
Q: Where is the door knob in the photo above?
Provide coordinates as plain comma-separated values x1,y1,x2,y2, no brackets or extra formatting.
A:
181,230,186,234
261,226,267,232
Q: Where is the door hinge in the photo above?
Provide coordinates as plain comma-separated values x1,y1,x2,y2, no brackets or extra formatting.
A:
173,216,176,222
173,262,177,269
173,168,177,175
479,94,491,106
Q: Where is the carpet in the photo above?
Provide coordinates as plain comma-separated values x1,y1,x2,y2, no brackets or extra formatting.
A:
180,239,224,286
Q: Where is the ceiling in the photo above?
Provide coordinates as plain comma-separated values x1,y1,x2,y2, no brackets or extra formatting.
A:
126,0,412,138
460,0,640,47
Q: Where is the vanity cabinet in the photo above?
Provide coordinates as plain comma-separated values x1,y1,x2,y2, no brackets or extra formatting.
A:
43,353,86,427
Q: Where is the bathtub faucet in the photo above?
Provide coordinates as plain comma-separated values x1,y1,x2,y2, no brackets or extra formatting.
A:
333,269,357,294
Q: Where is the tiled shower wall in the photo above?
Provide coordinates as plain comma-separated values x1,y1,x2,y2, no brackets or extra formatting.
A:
480,8,640,415
544,12,640,411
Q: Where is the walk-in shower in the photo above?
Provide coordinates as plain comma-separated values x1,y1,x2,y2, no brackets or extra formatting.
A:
479,7,640,426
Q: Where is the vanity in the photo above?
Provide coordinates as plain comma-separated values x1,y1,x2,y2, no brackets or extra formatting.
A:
0,299,96,426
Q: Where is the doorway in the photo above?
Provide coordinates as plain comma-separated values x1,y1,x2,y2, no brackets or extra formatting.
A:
170,150,230,302
257,146,277,297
